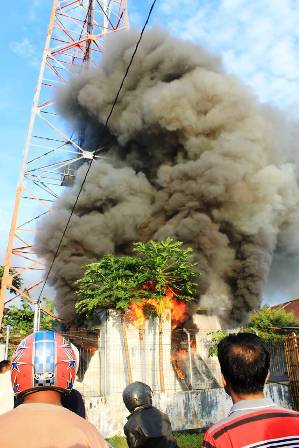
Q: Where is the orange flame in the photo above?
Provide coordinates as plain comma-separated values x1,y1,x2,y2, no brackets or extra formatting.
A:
128,286,189,328
172,364,185,380
171,349,188,380
171,298,188,329
190,339,197,351
130,302,146,327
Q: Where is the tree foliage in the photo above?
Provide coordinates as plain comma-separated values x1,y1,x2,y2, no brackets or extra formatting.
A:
208,306,299,356
248,306,299,334
75,255,143,314
208,330,233,357
75,238,198,317
2,299,57,338
0,266,23,294
134,239,196,300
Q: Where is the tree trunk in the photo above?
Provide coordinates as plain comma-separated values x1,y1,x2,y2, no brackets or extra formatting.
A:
159,315,165,392
139,323,146,383
121,313,132,384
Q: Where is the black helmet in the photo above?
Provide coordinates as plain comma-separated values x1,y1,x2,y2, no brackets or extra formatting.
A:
123,381,152,412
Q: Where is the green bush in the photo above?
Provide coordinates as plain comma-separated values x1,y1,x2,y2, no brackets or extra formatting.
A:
107,432,203,448
0,265,23,294
3,299,56,338
249,306,299,337
208,306,299,356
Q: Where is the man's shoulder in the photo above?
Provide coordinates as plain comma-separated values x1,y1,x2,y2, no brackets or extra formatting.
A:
0,403,90,428
142,405,162,414
0,404,106,447
0,405,23,421
125,406,169,429
205,412,238,436
205,406,299,438
127,405,158,419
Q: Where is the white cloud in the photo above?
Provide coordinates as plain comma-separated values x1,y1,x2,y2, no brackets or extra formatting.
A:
158,0,299,109
9,38,39,67
28,0,43,21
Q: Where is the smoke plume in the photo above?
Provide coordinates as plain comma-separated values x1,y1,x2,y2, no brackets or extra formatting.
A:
36,29,299,325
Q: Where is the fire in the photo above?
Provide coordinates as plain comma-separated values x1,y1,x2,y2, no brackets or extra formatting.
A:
129,297,172,327
130,302,146,327
128,288,188,328
171,349,188,380
128,284,193,385
171,298,188,329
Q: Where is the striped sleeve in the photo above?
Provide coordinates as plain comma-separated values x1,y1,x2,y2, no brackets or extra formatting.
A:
202,430,216,448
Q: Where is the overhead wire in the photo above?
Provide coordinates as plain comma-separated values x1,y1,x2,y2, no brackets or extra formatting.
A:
37,0,158,303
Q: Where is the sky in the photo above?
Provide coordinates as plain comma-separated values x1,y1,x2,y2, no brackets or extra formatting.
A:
0,0,299,305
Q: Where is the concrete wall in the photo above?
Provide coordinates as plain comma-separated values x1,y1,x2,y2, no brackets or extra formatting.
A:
75,310,182,396
75,314,226,396
84,383,292,438
193,315,222,386
73,313,293,438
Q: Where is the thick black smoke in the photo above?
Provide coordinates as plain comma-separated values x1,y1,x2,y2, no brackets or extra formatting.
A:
36,29,299,325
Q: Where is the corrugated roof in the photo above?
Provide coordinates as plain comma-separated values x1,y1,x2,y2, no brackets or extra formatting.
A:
271,298,299,319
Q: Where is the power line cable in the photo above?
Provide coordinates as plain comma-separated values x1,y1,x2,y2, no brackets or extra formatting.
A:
38,0,158,302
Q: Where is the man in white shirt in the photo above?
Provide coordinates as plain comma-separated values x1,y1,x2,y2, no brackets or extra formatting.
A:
0,360,14,415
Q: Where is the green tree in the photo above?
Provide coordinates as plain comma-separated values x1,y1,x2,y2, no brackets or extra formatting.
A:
134,239,196,302
133,238,197,392
3,299,57,338
208,307,299,356
75,255,142,315
75,238,198,391
247,306,299,340
0,265,23,294
75,238,197,315
208,330,232,357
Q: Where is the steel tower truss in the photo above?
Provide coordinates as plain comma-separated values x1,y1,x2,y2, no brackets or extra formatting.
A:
0,0,129,325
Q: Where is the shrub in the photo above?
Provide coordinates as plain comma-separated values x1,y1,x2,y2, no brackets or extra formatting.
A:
208,306,299,357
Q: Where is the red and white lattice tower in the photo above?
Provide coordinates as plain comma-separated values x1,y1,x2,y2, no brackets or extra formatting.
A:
0,0,129,325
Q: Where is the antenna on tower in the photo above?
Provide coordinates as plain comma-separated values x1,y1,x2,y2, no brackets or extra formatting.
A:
0,0,129,327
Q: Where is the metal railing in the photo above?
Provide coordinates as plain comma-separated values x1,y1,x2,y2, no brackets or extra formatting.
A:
284,334,299,410
264,340,288,382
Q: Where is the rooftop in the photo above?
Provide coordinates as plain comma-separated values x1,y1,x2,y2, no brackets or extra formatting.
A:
271,298,299,319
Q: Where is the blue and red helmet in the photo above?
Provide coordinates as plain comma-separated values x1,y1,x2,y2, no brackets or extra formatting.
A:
11,330,78,397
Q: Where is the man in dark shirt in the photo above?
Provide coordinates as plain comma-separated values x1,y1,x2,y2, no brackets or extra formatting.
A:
123,381,177,448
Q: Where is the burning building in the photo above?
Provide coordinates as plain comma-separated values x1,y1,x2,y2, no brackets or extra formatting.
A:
34,29,298,425
74,308,221,398
36,28,299,329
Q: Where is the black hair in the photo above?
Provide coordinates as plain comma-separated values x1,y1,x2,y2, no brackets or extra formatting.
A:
217,333,270,394
0,360,10,373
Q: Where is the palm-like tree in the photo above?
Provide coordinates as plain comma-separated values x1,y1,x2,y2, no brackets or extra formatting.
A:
76,238,197,390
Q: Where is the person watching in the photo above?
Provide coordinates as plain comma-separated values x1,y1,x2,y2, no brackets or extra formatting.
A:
123,381,178,448
0,359,14,414
0,330,106,448
0,359,10,374
203,332,299,448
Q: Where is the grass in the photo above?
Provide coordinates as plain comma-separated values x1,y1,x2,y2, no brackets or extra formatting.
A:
107,432,204,448
107,436,128,448
175,432,203,448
